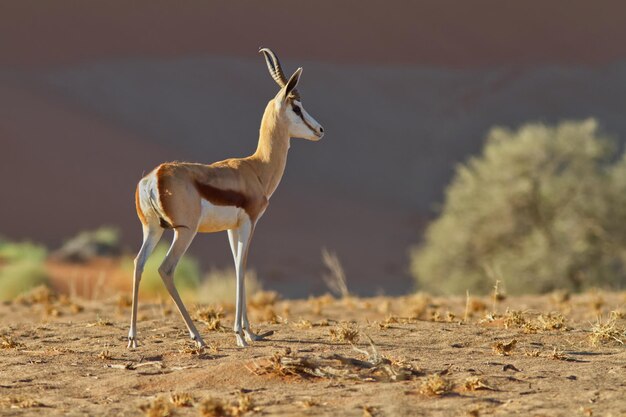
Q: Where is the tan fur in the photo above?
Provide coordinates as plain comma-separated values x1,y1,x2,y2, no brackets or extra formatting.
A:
143,99,289,231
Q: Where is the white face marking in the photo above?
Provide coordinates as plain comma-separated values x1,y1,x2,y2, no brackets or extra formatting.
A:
285,100,324,141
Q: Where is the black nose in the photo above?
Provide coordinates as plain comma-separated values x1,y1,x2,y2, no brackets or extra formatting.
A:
319,127,324,133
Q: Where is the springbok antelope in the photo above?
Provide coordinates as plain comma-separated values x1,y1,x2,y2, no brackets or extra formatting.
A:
128,48,324,348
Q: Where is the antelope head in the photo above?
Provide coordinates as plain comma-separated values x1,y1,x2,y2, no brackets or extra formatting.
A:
260,47,324,141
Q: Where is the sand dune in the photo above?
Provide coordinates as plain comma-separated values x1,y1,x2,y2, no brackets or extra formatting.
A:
2,1,626,296
3,0,626,69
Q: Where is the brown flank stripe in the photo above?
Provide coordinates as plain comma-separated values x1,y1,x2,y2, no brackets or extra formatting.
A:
194,180,267,222
194,180,247,209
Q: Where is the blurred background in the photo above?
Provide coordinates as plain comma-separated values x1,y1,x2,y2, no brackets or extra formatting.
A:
2,0,626,300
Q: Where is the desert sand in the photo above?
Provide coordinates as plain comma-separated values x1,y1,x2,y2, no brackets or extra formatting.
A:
1,288,624,416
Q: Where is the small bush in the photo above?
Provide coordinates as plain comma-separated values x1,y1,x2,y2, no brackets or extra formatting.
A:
121,243,200,299
0,239,49,301
411,119,626,295
52,226,121,262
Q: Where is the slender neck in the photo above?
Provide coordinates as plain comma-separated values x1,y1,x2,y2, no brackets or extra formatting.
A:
249,101,290,198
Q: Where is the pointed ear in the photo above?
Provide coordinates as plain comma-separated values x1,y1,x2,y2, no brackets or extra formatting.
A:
285,67,302,96
276,68,302,103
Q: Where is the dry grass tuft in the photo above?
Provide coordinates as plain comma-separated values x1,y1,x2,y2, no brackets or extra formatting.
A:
550,289,571,305
293,319,313,329
117,293,132,309
589,312,625,346
296,398,319,409
492,339,517,356
15,285,56,305
463,376,497,391
469,298,488,313
377,299,391,314
87,317,113,327
1,335,24,350
169,392,194,407
233,393,255,415
588,292,605,313
292,318,330,329
464,292,488,322
68,302,84,314
429,310,441,322
178,343,218,356
307,293,335,315
57,294,77,306
45,305,62,317
521,346,572,360
248,291,279,309
322,248,350,298
139,396,172,417
377,315,400,329
194,306,225,331
580,407,594,417
501,310,566,333
250,338,419,383
538,312,566,330
329,323,360,344
467,408,481,417
198,394,256,417
199,397,228,417
420,374,452,396
251,306,280,324
405,292,432,319
362,405,379,417
549,347,570,361
503,310,528,329
251,348,297,378
1,396,45,409
491,280,506,311
523,349,541,357
97,350,112,360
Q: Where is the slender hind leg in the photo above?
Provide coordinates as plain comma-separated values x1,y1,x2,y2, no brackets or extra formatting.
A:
128,224,163,348
227,228,273,343
159,227,206,347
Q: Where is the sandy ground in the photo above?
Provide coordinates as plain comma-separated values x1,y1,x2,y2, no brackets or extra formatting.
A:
0,289,625,417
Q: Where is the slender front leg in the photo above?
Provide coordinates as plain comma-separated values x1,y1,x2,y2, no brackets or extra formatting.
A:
232,219,254,347
159,227,206,348
228,227,269,343
128,225,163,348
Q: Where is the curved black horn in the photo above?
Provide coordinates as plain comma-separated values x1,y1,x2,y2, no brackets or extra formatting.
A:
259,48,301,100
259,47,288,87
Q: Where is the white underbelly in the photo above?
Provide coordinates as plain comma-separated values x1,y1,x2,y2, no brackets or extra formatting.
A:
198,199,244,232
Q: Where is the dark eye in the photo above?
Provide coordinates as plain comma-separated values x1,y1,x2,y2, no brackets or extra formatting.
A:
292,105,302,115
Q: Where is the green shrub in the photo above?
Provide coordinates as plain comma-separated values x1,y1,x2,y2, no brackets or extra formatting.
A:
0,239,49,301
122,243,201,298
53,226,121,262
411,119,626,295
